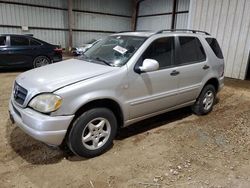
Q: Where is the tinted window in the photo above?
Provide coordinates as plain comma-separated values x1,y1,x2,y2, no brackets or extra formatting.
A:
177,37,206,65
205,38,223,59
0,36,6,46
30,39,41,46
11,36,29,46
142,37,174,69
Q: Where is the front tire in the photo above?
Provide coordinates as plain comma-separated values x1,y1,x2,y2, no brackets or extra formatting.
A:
67,108,117,158
192,84,216,115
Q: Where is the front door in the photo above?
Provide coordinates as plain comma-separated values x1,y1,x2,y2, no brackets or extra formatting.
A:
128,37,180,119
8,36,33,67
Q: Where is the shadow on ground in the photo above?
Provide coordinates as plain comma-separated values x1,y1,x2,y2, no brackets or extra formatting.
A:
116,107,193,140
6,120,66,165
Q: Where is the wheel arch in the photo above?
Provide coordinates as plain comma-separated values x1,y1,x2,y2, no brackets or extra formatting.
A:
74,99,124,127
63,98,124,142
203,77,219,92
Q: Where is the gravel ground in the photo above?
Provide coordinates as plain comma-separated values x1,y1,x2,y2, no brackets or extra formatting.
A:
0,71,250,188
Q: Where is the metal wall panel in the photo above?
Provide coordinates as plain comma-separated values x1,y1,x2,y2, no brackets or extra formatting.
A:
188,0,250,79
0,1,68,47
2,0,67,8
73,31,108,47
72,0,132,45
178,0,190,11
73,12,131,32
137,15,172,30
0,3,66,28
73,0,132,16
0,27,68,47
137,0,189,31
138,0,173,16
0,0,133,47
176,13,189,29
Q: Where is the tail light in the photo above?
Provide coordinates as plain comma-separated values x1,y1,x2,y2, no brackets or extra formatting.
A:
219,64,224,77
54,48,62,54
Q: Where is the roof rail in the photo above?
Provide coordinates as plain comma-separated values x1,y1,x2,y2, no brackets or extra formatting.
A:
116,30,152,33
155,29,210,35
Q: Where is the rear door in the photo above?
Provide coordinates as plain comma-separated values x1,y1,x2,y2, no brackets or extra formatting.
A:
174,36,208,105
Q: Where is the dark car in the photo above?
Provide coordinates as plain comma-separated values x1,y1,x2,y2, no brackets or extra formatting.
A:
0,34,62,69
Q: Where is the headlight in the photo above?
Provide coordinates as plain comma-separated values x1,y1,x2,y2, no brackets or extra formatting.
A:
29,94,62,113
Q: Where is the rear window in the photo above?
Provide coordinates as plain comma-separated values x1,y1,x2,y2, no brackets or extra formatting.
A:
0,36,6,46
176,36,206,65
205,38,223,59
11,36,29,46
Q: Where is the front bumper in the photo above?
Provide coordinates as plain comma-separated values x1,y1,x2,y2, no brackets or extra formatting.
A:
9,100,74,146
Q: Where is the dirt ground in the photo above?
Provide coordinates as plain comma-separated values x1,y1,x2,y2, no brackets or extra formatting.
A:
0,71,250,188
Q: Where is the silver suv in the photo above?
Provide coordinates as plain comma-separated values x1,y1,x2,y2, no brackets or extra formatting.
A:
9,30,224,157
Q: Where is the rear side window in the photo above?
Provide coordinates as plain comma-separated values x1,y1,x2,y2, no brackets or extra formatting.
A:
205,38,223,59
176,36,206,65
142,37,174,69
11,36,29,46
30,39,41,46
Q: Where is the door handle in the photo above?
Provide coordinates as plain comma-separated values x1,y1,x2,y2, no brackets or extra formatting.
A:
170,70,180,76
203,65,210,70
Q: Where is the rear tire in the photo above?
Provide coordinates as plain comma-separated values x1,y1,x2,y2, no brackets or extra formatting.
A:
67,108,117,158
33,56,51,68
192,84,216,115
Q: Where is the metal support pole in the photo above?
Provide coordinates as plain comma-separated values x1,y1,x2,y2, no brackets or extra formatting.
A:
67,0,73,51
131,0,138,31
171,0,178,29
132,0,145,31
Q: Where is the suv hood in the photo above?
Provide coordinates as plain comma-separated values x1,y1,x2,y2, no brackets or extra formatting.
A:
16,59,118,93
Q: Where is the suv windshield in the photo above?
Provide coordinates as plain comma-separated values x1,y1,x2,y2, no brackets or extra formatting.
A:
79,35,146,67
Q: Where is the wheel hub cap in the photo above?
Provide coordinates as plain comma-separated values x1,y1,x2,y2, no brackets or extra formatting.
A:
203,90,214,111
35,58,49,67
81,118,111,150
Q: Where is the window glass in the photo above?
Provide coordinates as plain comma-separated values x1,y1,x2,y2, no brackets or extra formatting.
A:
82,36,146,67
177,37,206,65
0,36,6,46
11,36,29,46
205,38,223,59
30,39,41,46
142,37,174,69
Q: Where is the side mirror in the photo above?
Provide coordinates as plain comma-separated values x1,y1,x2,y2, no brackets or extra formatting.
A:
139,59,159,73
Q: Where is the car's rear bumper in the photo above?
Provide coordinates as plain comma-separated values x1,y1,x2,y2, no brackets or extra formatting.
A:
52,55,62,62
9,100,74,146
218,76,224,92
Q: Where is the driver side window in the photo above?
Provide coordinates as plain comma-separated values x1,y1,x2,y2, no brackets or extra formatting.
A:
142,37,174,69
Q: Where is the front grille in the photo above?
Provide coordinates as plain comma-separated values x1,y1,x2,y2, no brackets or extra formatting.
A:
13,82,28,105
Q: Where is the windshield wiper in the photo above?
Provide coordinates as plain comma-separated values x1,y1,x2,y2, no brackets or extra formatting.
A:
95,57,112,66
